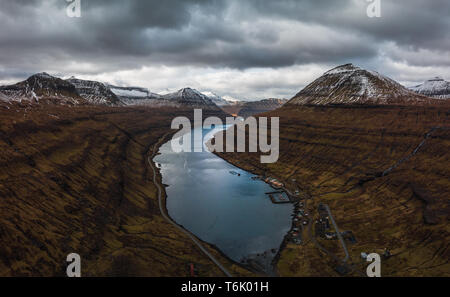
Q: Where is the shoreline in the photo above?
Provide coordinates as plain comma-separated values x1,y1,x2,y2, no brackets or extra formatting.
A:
211,151,304,275
147,133,259,277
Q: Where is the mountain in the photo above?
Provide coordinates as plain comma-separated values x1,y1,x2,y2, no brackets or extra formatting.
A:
409,77,450,99
289,64,432,106
109,85,161,100
67,77,122,106
202,91,233,106
0,72,86,105
222,96,241,105
160,88,221,110
108,85,165,106
237,98,288,118
0,91,10,102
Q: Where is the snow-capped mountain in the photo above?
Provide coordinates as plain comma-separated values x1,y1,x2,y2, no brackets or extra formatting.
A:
409,77,450,99
0,91,11,102
0,72,86,105
67,77,122,106
109,85,161,99
108,85,163,106
202,91,232,106
160,88,220,109
289,64,431,106
222,96,241,105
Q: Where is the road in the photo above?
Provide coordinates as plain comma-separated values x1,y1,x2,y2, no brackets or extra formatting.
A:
306,203,366,276
147,133,233,277
324,204,350,263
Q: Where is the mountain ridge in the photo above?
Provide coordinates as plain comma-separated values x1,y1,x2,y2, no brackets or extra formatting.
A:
160,87,221,110
288,64,435,106
67,77,122,106
410,77,450,99
0,72,86,105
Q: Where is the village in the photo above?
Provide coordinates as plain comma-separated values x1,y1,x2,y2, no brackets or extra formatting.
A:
233,171,393,276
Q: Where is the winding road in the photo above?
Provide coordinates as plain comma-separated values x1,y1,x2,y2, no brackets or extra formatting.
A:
147,133,233,277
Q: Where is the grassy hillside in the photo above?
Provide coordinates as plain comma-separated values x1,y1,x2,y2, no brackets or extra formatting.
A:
216,104,450,276
0,103,253,276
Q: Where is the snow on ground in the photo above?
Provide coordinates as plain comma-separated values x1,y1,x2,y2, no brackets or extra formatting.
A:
409,77,450,99
110,87,148,98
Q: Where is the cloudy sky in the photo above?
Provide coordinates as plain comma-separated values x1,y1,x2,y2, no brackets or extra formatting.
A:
0,0,449,100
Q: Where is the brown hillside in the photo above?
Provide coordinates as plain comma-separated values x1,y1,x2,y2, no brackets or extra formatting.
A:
216,104,450,276
0,103,251,276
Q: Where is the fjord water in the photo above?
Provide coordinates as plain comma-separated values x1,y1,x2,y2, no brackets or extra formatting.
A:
153,126,293,266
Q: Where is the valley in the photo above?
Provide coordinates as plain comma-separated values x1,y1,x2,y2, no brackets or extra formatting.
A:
0,103,253,276
0,64,448,277
1,0,449,284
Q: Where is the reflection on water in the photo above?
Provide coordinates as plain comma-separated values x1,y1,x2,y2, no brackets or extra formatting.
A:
154,126,292,270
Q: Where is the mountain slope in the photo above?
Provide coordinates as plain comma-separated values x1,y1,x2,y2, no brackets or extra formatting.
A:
67,77,122,106
289,64,432,106
237,98,287,118
216,104,450,276
0,73,86,105
161,88,221,110
0,105,251,276
108,85,164,106
410,77,450,99
202,92,231,106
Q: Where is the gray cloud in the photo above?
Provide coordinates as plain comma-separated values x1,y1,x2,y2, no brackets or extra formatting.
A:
0,0,449,98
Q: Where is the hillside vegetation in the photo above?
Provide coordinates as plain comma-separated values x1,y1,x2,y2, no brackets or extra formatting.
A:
216,104,450,276
0,103,251,276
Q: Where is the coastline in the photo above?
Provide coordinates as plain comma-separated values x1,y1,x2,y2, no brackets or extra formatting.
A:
211,150,303,275
147,133,259,277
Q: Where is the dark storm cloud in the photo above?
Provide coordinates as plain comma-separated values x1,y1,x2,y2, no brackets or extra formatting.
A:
0,0,449,82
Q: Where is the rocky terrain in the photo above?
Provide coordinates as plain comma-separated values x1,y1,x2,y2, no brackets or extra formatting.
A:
410,77,450,99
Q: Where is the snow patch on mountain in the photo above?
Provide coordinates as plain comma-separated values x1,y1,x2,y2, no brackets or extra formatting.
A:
289,64,431,106
0,72,85,105
111,88,147,98
160,88,220,109
67,77,122,105
202,91,232,106
409,77,450,99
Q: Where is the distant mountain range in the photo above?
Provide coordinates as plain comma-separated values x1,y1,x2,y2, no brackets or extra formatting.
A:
1,67,448,111
67,77,122,106
201,92,240,106
0,73,223,110
409,77,450,99
0,72,86,105
225,98,288,118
